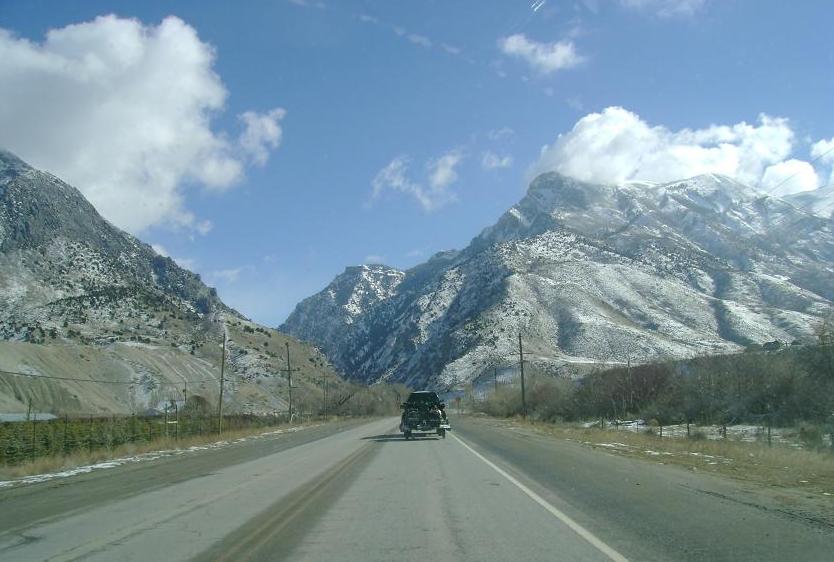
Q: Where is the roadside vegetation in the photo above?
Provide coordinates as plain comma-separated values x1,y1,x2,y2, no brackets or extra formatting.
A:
476,329,834,445
527,420,832,492
0,381,407,480
472,328,834,492
0,418,327,481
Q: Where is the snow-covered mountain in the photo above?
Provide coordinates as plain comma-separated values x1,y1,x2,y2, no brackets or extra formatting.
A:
785,184,834,220
0,150,338,415
282,172,834,389
282,265,404,364
0,149,234,341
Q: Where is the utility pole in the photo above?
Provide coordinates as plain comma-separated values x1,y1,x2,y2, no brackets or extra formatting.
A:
282,342,300,422
324,374,329,421
183,381,188,408
519,333,527,419
494,367,498,393
218,331,226,435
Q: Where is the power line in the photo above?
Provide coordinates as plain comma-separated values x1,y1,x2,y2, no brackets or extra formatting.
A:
763,179,833,237
762,144,834,195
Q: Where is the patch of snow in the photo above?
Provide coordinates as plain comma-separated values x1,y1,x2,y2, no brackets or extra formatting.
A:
0,423,321,489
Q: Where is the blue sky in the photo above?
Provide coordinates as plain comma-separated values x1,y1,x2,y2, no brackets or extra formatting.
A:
1,0,832,325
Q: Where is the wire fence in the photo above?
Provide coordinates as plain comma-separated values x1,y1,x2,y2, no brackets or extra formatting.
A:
0,411,300,467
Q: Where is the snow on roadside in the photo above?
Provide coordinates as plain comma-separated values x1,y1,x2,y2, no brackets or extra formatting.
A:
0,424,321,490
572,439,734,465
583,420,830,448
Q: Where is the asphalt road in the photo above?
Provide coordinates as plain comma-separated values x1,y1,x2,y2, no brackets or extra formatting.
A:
1,415,832,561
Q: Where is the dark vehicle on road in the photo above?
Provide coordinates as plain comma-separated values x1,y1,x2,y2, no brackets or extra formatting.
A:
399,391,451,439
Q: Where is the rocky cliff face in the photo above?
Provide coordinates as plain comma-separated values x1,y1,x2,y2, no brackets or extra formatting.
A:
283,172,834,389
0,150,339,415
0,149,231,343
282,265,404,365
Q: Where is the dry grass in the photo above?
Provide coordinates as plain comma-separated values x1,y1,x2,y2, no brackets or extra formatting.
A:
0,419,339,481
503,418,834,496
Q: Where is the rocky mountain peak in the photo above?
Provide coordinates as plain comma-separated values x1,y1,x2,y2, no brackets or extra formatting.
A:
0,150,233,343
0,151,342,416
283,171,834,389
328,264,405,318
1,150,129,254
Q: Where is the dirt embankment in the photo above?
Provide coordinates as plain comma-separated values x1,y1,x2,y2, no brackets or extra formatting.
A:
0,341,221,415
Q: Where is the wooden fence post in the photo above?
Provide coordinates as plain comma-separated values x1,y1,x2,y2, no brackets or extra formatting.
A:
30,415,37,462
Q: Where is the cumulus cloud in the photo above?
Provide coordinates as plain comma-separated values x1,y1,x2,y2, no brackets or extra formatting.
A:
531,106,826,194
0,15,285,234
371,151,463,211
481,151,513,170
811,137,834,184
760,160,820,196
498,34,583,74
620,0,706,17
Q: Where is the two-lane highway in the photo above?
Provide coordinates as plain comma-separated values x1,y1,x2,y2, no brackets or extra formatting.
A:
1,416,833,561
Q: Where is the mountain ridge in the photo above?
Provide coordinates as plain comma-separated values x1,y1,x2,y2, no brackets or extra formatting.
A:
0,150,339,415
282,172,834,389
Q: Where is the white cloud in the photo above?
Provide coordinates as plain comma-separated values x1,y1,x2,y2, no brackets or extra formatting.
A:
760,159,820,196
210,267,245,284
441,43,461,55
811,137,834,163
427,150,463,190
482,151,513,170
358,13,448,55
620,0,706,17
151,244,169,257
531,106,823,192
371,152,462,211
811,137,834,184
371,157,425,208
407,34,432,48
0,15,286,234
239,108,286,166
363,254,386,264
498,34,583,74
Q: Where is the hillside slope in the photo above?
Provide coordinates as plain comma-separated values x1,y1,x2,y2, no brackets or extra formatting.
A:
283,173,834,389
0,150,339,416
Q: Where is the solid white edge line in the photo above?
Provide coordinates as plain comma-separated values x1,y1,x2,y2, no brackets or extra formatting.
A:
451,433,630,562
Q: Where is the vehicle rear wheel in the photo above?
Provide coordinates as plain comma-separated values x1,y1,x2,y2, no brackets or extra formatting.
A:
438,428,446,439
404,431,411,440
